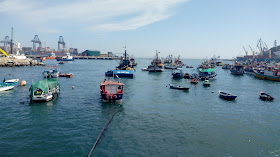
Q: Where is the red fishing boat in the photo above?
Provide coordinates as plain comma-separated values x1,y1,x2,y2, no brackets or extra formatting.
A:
100,79,124,103
191,78,199,84
66,73,73,78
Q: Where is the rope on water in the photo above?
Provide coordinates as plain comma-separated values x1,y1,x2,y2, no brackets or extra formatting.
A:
87,104,122,157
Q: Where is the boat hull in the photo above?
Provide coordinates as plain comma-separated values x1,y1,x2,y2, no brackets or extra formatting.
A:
169,84,189,90
101,94,123,103
148,68,164,72
219,91,237,100
112,70,134,77
254,71,280,81
0,85,15,91
32,94,53,102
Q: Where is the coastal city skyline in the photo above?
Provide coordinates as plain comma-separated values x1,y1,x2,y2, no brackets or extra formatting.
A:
0,0,280,59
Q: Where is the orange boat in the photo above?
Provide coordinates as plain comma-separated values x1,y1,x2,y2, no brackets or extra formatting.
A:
46,51,57,60
46,56,56,59
66,73,73,78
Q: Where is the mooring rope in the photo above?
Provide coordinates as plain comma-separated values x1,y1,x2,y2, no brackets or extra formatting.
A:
87,104,122,157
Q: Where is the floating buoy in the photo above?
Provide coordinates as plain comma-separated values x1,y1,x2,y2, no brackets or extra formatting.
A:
20,80,26,86
72,86,75,89
211,91,214,93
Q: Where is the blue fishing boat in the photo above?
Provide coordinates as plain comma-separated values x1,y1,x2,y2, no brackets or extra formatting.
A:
105,48,134,78
219,91,237,100
172,68,183,78
230,64,244,75
198,68,217,80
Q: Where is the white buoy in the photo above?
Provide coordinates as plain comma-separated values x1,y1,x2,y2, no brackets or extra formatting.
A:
72,86,75,89
20,80,26,86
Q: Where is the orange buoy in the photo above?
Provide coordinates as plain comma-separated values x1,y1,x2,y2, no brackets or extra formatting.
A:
20,80,26,86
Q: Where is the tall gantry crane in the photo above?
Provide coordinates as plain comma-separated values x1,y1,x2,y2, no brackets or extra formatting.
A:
0,36,11,46
58,36,65,50
31,35,42,51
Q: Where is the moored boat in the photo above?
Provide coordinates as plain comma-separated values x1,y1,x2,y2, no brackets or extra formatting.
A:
30,78,60,102
59,73,67,77
172,68,183,78
259,92,274,101
43,69,60,78
0,78,19,92
253,67,280,81
230,64,244,75
191,77,199,84
203,80,211,86
198,68,217,80
100,79,124,103
222,64,231,69
57,52,74,61
148,51,164,72
219,91,237,100
105,48,135,78
169,84,189,90
66,73,73,78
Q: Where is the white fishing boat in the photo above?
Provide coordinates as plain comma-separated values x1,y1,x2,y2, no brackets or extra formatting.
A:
57,52,74,61
0,78,19,92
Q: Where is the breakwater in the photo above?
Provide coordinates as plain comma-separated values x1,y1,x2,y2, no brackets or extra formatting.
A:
0,57,44,67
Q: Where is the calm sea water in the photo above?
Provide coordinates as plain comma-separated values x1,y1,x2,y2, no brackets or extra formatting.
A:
0,58,279,157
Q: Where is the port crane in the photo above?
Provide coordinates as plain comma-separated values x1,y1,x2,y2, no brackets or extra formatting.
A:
242,45,248,56
31,35,42,51
0,36,11,46
249,45,255,58
58,36,65,50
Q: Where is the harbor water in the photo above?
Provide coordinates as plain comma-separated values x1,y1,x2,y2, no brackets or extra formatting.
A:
0,59,279,156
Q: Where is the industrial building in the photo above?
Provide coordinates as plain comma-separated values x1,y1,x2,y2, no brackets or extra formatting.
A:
82,50,101,56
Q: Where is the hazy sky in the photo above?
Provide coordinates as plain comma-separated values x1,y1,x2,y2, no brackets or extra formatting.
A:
0,0,279,59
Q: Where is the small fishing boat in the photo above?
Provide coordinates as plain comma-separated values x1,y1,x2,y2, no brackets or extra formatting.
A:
191,78,199,84
203,80,211,86
66,73,73,78
172,68,183,78
169,84,189,90
43,65,60,78
230,64,244,75
59,73,67,77
0,78,19,92
222,64,231,69
100,79,124,103
30,78,60,102
57,52,74,61
259,92,274,101
164,64,178,69
183,73,191,79
219,91,237,100
141,68,148,71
